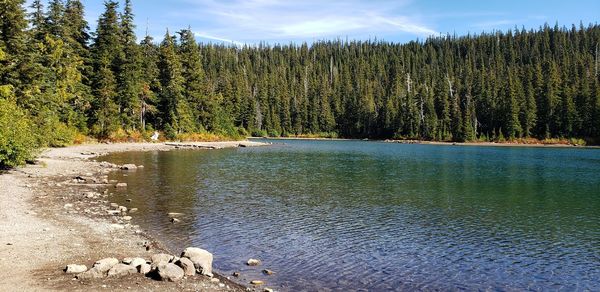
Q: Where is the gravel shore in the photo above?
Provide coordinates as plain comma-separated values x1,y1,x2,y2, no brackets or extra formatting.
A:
0,141,267,291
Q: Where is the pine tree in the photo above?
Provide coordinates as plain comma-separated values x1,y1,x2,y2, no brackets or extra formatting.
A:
158,30,193,135
89,0,121,136
178,28,212,131
116,0,142,130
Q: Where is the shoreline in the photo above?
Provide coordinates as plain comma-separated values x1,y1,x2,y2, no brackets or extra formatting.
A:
0,141,268,291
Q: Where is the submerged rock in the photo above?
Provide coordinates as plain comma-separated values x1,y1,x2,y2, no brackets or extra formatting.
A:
181,247,213,276
157,263,184,282
121,164,137,170
64,264,87,273
250,280,264,285
262,269,275,275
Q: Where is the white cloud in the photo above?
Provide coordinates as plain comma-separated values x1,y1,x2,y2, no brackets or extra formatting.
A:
172,0,437,43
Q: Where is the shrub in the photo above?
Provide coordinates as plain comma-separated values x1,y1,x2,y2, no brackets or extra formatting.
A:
0,97,37,168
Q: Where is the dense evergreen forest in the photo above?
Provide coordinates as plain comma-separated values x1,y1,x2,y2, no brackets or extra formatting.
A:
1,0,600,167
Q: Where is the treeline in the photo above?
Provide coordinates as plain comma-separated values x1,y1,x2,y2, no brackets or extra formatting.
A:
1,0,600,166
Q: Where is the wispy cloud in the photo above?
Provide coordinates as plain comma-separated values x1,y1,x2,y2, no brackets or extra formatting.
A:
194,32,244,46
171,0,437,44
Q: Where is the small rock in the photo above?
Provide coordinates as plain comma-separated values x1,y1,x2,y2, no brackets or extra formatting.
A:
219,283,226,288
64,264,87,273
138,263,151,274
157,263,184,282
110,203,119,208
126,199,132,202
63,203,74,208
264,288,274,292
137,165,144,168
250,280,265,285
110,224,125,229
247,258,261,266
121,164,137,170
170,218,180,223
115,183,127,188
122,216,132,221
181,247,213,276
176,258,195,276
210,278,220,283
107,210,121,216
262,269,275,275
167,212,183,217
122,257,133,264
118,206,128,212
232,272,240,277
129,208,138,213
107,263,137,277
42,228,50,232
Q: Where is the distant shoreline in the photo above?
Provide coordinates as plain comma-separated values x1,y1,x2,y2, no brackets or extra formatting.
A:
251,137,600,149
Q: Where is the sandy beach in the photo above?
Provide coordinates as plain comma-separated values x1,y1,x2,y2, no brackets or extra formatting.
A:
0,141,267,291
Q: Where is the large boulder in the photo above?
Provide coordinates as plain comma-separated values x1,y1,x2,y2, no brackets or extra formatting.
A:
181,247,213,276
64,264,87,274
151,253,174,270
157,263,184,282
76,267,104,279
93,258,119,274
138,263,152,275
107,263,137,277
176,257,196,276
128,257,147,268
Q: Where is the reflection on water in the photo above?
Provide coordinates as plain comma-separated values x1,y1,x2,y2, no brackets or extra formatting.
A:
103,140,600,291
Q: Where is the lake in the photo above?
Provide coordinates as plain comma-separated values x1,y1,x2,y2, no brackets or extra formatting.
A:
102,139,600,291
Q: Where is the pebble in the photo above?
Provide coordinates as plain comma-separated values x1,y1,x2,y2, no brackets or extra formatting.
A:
170,218,180,223
122,216,132,221
250,280,265,285
64,203,74,208
247,258,261,266
262,269,275,275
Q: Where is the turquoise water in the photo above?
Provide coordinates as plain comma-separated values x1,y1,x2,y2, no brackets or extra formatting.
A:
103,139,600,291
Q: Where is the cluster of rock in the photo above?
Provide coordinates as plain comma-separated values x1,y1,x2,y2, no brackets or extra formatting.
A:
66,247,213,282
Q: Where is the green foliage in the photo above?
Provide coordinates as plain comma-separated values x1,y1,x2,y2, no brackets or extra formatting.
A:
0,95,36,168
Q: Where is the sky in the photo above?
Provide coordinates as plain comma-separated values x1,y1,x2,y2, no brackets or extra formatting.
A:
28,0,600,45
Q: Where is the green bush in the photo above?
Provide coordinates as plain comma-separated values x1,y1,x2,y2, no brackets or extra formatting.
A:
0,97,37,168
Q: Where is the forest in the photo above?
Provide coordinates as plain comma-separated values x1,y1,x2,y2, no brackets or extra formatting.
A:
1,0,600,167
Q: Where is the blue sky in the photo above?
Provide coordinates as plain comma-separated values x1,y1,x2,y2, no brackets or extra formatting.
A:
28,0,600,45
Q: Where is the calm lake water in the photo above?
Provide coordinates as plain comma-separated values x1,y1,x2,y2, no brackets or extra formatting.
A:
102,139,600,291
